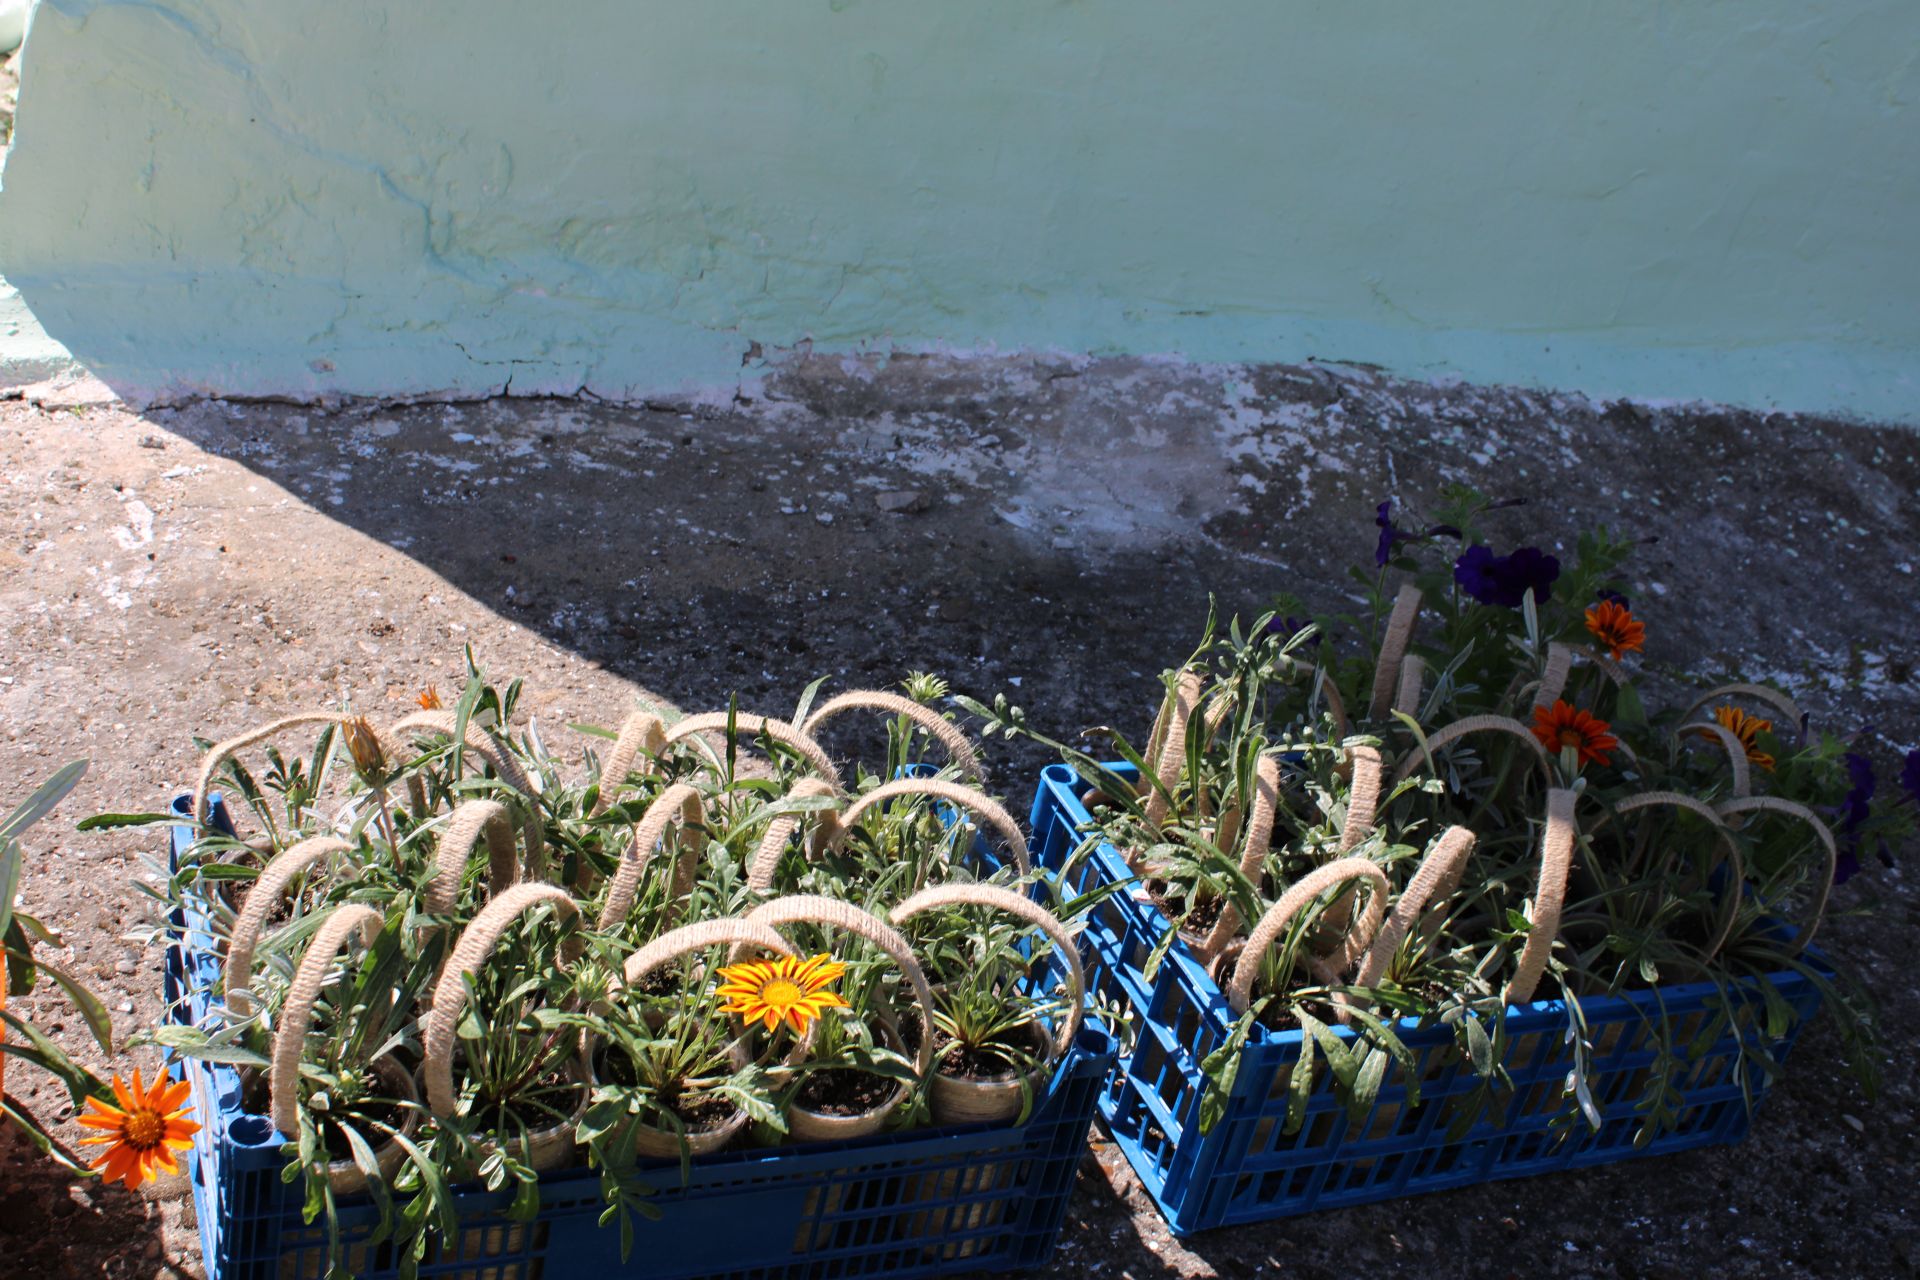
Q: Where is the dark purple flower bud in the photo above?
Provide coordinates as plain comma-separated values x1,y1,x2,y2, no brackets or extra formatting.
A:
1453,544,1562,608
1831,751,1876,884
1900,747,1920,810
1375,501,1401,567
1265,615,1322,647
1596,588,1630,609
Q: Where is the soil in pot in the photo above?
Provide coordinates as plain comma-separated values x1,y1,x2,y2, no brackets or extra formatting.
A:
592,1042,744,1153
794,1067,897,1118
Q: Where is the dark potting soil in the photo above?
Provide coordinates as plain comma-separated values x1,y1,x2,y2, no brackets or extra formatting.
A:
652,1092,738,1134
930,1022,1048,1081
795,1067,897,1116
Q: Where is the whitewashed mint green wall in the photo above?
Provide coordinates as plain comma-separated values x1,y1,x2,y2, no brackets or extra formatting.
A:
2,2,1916,418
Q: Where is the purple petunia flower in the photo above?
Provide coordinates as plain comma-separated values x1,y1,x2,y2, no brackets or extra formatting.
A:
1832,751,1876,884
1265,615,1322,647
1375,501,1404,567
1900,747,1920,809
1453,544,1562,608
1375,499,1464,567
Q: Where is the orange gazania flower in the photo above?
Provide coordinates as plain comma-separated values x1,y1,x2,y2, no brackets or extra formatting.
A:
417,686,444,710
1708,704,1776,772
714,952,849,1035
1583,599,1645,661
1530,700,1618,768
77,1069,201,1190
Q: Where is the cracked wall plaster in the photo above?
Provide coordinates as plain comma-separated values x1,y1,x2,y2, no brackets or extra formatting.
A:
0,2,1916,420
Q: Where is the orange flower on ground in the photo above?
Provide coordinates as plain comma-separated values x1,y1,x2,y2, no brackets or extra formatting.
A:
417,686,444,710
1707,704,1777,772
1531,700,1619,768
1583,599,1646,661
714,952,849,1035
77,1069,201,1191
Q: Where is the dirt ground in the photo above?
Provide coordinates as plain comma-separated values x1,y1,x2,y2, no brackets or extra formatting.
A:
0,354,1914,1279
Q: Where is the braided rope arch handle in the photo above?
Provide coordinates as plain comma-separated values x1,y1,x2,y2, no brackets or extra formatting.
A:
423,883,583,1119
1141,670,1207,832
1316,669,1352,743
799,691,986,784
744,895,939,1079
1314,743,1388,972
1354,826,1478,988
1714,796,1838,954
1587,790,1747,970
597,783,706,930
1681,684,1808,744
389,711,546,879
1392,714,1555,787
823,779,1030,877
1674,720,1754,800
746,778,844,893
192,713,418,829
1227,857,1391,1016
1194,752,1286,960
225,836,354,1016
269,904,384,1136
590,711,667,817
423,800,520,918
1531,642,1632,711
1367,585,1424,722
663,713,843,793
890,883,1084,1064
1504,788,1579,1005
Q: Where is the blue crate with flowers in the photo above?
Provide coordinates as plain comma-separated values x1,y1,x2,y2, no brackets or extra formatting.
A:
151,678,1116,1280
967,492,1899,1235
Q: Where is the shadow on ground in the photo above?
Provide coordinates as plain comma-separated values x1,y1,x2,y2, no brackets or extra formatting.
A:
1,351,1915,1277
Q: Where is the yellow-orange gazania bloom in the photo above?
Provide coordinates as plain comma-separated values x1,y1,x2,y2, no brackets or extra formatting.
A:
1583,599,1645,661
1709,704,1777,772
417,685,444,710
1531,700,1619,768
714,952,849,1035
77,1069,201,1191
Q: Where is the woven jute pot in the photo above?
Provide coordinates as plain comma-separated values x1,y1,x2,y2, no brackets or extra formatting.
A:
423,884,592,1175
267,904,420,1194
888,884,1084,1129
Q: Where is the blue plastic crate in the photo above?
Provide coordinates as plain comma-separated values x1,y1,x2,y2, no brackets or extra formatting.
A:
164,795,1116,1280
1027,763,1829,1235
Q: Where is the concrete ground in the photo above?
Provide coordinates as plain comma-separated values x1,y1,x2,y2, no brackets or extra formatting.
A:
0,354,1914,1278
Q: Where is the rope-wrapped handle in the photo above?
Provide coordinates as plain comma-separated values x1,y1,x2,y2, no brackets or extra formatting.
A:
1505,788,1578,1004
745,895,938,1079
225,836,353,1016
590,711,667,817
890,884,1084,1064
390,710,546,879
1194,753,1285,960
423,884,583,1119
1314,743,1387,971
1589,790,1746,972
597,783,706,930
746,779,843,893
1393,714,1554,786
1354,826,1477,988
269,904,384,1136
1227,858,1390,1016
1367,585,1423,722
663,713,843,793
1141,671,1207,832
424,800,520,918
193,713,412,829
1675,720,1754,799
800,691,986,783
824,779,1031,877
1680,683,1808,744
1714,796,1837,953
